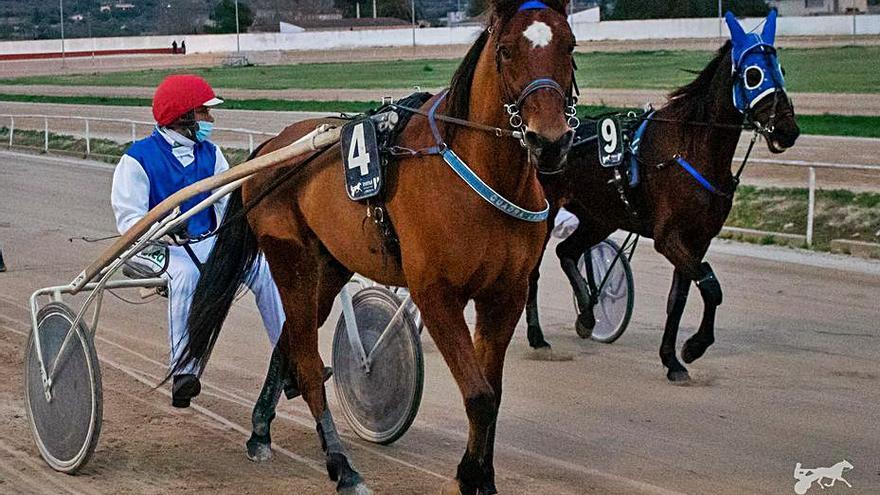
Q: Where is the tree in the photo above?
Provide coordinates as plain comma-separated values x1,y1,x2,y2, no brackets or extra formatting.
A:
333,0,415,21
603,0,769,20
468,0,488,17
207,0,254,33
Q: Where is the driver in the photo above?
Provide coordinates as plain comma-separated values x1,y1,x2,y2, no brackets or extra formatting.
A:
110,74,284,408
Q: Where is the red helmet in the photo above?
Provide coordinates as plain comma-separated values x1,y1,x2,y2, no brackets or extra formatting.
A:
152,74,223,126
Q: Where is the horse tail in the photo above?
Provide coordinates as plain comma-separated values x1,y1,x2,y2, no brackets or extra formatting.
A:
171,175,261,378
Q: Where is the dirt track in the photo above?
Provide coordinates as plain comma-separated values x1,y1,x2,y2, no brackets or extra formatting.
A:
1,151,879,494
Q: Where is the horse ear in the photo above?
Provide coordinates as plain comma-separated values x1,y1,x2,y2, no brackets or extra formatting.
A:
762,9,778,45
725,11,747,47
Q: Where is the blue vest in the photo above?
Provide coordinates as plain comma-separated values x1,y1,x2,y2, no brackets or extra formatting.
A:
126,130,218,238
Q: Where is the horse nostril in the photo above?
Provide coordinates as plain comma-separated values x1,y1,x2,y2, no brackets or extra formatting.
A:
557,130,575,150
524,130,546,149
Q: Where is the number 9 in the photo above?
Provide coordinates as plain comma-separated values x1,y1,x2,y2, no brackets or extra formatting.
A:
601,119,618,153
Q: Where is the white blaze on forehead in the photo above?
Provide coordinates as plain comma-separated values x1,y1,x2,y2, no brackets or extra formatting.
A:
524,21,553,48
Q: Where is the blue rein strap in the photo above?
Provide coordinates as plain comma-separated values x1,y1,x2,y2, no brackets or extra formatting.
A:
673,156,730,199
426,90,550,223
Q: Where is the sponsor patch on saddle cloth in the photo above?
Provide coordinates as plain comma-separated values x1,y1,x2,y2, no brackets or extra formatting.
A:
123,243,169,278
341,117,383,201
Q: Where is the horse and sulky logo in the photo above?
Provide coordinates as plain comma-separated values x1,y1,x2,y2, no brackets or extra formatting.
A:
793,460,853,494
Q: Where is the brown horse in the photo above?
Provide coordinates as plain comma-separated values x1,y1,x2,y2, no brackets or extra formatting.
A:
526,14,800,383
177,1,577,493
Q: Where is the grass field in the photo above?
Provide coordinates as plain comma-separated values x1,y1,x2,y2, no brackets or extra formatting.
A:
1,93,876,138
0,46,877,94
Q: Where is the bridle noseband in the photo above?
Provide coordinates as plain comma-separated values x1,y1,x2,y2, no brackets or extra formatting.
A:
503,77,580,147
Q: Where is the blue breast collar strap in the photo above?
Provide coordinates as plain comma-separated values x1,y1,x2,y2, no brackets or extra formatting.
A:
425,90,550,223
674,156,729,198
628,111,654,188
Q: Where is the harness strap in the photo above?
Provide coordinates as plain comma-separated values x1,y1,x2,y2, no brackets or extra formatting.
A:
515,78,565,110
442,148,549,223
401,90,549,223
673,156,730,199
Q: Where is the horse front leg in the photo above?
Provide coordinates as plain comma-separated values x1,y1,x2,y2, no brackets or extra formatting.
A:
661,269,692,382
682,261,721,364
413,285,496,495
472,292,527,494
558,251,595,338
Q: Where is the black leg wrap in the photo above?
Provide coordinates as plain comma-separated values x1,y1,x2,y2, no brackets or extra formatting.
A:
695,262,722,307
318,409,366,492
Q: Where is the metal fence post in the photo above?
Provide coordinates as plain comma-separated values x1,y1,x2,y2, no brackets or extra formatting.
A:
44,117,49,153
248,133,254,154
8,117,13,148
806,167,816,248
84,119,91,157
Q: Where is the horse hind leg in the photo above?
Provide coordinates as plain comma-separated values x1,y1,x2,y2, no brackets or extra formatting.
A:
682,261,721,364
246,343,287,462
246,257,349,464
526,265,551,349
262,238,367,494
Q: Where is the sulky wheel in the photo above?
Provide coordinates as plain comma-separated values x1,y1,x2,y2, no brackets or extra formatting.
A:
332,286,423,445
24,302,102,473
574,239,635,344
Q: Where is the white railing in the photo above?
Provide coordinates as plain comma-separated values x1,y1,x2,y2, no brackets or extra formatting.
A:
2,113,877,249
731,156,880,247
1,113,275,156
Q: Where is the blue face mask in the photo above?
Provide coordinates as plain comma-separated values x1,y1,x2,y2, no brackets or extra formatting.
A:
195,121,214,143
726,10,786,113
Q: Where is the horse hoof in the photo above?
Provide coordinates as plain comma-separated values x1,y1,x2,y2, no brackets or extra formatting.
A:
575,314,595,339
246,441,272,463
440,480,463,495
682,341,710,364
667,370,690,383
339,482,372,495
527,346,574,362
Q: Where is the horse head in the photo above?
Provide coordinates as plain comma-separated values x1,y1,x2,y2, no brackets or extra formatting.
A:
726,9,799,153
490,0,577,173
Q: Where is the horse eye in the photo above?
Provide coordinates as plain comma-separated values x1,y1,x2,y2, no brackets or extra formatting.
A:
744,66,764,89
499,45,512,61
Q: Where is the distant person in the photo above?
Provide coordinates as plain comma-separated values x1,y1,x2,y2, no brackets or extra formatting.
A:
180,40,186,54
172,40,178,54
110,74,285,408
0,244,6,272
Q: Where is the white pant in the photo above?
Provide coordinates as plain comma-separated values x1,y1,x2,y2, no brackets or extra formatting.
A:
164,238,284,375
551,207,580,240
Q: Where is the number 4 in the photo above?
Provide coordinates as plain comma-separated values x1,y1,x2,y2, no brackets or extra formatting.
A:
348,123,371,176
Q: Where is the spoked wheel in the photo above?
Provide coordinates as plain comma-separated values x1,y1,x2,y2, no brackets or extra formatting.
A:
573,239,635,344
332,287,423,445
24,302,102,473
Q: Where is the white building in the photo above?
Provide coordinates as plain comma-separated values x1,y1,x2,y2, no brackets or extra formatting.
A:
770,0,868,16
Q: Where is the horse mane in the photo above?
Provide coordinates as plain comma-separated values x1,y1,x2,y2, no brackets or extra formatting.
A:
447,29,491,123
663,41,733,123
